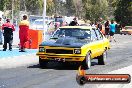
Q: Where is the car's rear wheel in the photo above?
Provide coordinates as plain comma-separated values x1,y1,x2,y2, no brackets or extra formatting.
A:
82,52,91,69
39,57,48,68
98,50,107,65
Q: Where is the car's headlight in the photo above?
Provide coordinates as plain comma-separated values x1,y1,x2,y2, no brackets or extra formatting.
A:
74,49,81,54
39,47,45,52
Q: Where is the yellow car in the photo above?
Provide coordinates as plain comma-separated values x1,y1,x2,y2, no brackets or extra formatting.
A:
120,26,132,35
36,26,110,69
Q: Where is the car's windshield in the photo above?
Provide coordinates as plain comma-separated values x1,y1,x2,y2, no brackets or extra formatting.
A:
52,28,91,39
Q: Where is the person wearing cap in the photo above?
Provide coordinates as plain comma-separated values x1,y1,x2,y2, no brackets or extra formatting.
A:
2,18,15,51
0,17,4,45
19,15,29,52
69,17,79,26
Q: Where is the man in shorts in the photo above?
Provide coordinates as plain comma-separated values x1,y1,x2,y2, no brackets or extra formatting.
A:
109,20,116,42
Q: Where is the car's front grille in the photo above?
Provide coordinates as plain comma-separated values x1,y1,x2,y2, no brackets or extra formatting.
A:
46,49,73,54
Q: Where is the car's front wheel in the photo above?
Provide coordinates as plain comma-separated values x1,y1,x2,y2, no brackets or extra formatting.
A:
98,50,107,65
39,57,48,68
82,52,91,69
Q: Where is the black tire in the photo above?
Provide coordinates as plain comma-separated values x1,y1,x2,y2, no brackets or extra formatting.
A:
98,50,107,65
39,57,48,68
82,52,91,69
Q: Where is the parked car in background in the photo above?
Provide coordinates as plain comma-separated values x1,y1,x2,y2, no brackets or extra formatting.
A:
36,26,110,69
31,19,48,31
120,26,132,35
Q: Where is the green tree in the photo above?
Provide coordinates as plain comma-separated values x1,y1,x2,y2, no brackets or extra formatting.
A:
47,0,55,16
25,0,43,15
114,0,132,25
0,0,5,11
73,0,83,18
65,0,76,16
0,0,12,12
82,0,109,21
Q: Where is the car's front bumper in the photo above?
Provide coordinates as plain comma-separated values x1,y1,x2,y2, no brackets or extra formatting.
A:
36,53,85,62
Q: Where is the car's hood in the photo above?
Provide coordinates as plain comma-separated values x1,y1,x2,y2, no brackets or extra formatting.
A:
40,37,90,48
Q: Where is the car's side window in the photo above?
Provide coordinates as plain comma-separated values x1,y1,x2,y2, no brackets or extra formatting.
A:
95,29,103,40
91,29,98,41
52,29,60,37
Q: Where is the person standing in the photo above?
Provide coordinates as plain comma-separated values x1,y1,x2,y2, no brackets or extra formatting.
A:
69,17,79,26
90,22,95,27
2,19,15,51
97,21,102,31
109,20,116,42
0,17,3,45
105,20,110,38
19,15,29,52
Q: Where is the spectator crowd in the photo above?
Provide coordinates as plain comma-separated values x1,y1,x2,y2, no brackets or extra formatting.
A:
0,16,124,52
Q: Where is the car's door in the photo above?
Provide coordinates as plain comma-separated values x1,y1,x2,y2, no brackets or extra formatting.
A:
90,28,99,58
94,28,104,56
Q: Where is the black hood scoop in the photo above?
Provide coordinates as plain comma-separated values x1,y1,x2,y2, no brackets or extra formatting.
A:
40,37,89,48
55,37,74,45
